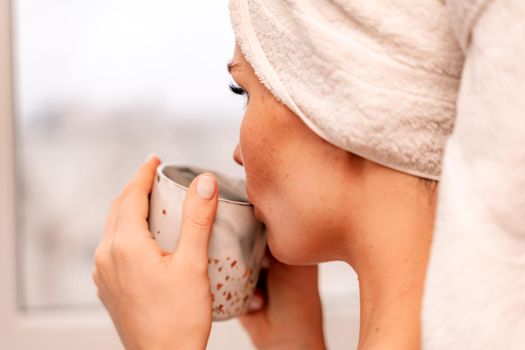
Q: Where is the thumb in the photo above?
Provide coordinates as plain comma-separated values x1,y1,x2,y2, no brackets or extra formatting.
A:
175,173,218,266
239,291,266,331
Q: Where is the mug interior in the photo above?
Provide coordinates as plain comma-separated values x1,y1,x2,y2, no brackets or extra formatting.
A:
162,165,250,204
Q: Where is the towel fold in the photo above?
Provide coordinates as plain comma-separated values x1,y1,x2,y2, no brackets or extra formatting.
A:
229,0,464,180
423,0,525,348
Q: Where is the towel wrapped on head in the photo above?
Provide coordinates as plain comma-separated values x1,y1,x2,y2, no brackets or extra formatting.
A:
229,0,464,180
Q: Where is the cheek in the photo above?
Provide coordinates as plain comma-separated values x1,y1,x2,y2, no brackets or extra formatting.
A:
238,97,347,264
265,209,316,265
238,103,280,205
238,103,303,260
258,159,350,264
263,183,327,264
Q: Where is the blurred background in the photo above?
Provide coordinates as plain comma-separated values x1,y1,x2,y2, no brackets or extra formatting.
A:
9,0,359,348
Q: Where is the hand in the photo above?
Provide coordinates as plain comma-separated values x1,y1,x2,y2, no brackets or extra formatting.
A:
240,253,326,350
92,155,219,350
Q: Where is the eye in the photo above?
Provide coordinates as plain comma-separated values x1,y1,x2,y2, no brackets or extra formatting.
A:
229,83,247,96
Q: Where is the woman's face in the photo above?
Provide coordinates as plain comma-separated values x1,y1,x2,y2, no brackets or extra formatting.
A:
228,43,437,271
229,45,359,265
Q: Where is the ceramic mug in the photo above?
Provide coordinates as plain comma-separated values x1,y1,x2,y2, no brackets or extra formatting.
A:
148,164,267,321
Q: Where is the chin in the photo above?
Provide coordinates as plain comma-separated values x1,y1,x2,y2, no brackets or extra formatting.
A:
266,226,317,266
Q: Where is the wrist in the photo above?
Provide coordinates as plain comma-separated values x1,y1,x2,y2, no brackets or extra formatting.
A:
259,336,326,350
139,332,208,350
147,340,206,350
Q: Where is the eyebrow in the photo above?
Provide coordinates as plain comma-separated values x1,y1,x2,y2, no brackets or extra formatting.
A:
227,61,242,73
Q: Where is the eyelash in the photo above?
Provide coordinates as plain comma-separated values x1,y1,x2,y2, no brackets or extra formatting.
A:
229,83,248,97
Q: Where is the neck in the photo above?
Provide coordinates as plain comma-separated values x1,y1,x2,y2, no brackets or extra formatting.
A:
354,240,430,350
343,177,436,349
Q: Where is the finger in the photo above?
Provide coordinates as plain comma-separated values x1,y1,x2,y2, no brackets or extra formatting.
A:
174,173,218,267
247,289,265,312
261,254,271,269
93,269,112,311
92,267,109,304
239,289,266,330
116,155,161,238
92,266,104,290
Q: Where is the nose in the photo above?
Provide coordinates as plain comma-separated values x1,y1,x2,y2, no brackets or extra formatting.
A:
233,144,244,166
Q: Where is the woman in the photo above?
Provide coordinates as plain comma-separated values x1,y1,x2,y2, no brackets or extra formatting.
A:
93,0,525,349
92,50,439,348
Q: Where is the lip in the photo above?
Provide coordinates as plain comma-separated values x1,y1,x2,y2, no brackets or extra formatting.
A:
253,206,266,223
253,206,263,222
245,183,265,222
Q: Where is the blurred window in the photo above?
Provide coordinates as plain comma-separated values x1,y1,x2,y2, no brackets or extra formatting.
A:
13,0,357,315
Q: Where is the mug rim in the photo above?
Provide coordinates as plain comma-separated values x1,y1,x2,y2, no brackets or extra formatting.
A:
157,163,253,207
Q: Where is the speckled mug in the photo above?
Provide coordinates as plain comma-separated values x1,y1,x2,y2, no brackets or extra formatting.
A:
148,164,267,321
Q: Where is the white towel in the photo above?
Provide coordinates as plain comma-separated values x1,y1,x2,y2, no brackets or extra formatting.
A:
229,0,464,180
423,0,525,348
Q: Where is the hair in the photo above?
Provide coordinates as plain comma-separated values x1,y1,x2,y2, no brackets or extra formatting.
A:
418,178,438,208
420,178,437,189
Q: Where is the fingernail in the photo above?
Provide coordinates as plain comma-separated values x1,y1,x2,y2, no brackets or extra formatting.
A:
196,175,216,200
262,256,271,269
145,153,159,163
249,295,263,311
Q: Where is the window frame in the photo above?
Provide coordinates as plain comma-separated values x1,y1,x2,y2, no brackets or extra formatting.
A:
0,0,123,348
